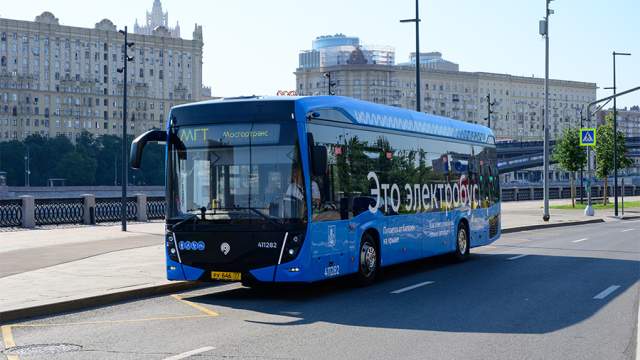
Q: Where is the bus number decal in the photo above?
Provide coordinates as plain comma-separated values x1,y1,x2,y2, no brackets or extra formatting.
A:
324,264,340,277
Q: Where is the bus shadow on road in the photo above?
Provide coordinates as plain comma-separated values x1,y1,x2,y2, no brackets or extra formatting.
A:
184,253,639,334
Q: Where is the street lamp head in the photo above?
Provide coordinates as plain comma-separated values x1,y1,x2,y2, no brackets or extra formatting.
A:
118,30,125,35
323,72,330,78
116,68,123,73
127,42,134,48
127,56,135,62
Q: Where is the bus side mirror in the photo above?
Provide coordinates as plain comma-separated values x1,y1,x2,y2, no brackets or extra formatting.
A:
130,129,166,169
311,145,327,176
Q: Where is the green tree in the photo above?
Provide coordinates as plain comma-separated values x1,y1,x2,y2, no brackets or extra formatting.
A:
53,151,97,186
595,116,633,205
552,127,586,207
0,140,26,186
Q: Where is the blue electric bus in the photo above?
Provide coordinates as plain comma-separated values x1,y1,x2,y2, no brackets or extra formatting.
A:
130,96,500,286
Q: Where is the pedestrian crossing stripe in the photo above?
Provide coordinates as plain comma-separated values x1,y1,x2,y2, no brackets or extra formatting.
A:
580,128,596,147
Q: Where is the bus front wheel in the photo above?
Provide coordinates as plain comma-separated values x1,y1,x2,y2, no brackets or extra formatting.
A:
453,222,470,261
355,232,378,286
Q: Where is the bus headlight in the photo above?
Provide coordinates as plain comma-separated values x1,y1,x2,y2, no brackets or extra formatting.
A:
282,233,304,262
166,232,179,262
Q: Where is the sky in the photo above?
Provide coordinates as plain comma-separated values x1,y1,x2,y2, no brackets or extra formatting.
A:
4,0,640,108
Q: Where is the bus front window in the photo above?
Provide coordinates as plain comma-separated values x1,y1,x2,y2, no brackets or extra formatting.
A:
168,122,306,224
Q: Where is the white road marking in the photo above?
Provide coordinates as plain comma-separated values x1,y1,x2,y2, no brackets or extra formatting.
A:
621,228,635,232
593,285,621,300
163,346,215,360
507,254,529,260
571,238,588,243
391,281,435,294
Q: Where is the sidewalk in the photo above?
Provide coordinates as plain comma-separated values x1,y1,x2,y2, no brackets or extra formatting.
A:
501,196,640,231
1,199,638,322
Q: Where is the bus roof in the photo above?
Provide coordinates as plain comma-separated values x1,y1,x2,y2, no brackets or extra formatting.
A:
173,96,495,145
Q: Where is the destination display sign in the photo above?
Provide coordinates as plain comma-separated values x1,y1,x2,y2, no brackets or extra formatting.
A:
177,123,280,146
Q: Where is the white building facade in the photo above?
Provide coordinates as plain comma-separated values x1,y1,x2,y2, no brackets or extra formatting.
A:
295,64,596,141
0,8,204,141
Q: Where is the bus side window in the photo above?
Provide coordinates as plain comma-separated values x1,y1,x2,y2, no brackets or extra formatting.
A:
309,124,342,222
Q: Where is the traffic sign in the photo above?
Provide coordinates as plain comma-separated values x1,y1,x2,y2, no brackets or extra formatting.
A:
580,128,596,147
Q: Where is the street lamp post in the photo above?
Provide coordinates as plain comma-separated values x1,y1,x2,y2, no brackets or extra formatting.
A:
539,0,553,221
484,93,496,129
400,0,421,112
24,147,30,187
612,51,631,217
117,26,134,232
323,72,336,95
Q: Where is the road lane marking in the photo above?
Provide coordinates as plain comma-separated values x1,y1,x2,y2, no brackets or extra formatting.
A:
572,238,588,243
621,229,635,232
507,254,529,260
163,346,215,360
391,281,434,294
1,325,19,360
11,315,211,328
593,285,621,300
171,294,219,316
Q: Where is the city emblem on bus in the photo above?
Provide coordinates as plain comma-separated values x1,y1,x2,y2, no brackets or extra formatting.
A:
328,225,336,247
220,242,231,255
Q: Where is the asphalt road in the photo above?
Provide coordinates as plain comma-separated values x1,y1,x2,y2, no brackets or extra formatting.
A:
1,220,639,360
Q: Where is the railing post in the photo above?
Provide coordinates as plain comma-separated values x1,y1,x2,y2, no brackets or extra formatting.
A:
136,194,148,222
514,188,519,201
20,195,35,228
530,187,535,200
82,194,96,225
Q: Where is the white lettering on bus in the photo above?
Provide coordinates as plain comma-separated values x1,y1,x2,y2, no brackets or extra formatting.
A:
367,172,479,213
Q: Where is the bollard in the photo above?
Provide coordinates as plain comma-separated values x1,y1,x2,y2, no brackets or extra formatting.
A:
136,194,148,222
20,195,35,228
81,194,96,225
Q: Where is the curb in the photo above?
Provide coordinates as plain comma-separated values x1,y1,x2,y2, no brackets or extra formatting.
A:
0,281,202,324
502,218,606,234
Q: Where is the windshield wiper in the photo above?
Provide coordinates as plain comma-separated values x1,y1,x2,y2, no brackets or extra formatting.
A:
215,207,283,228
171,213,199,231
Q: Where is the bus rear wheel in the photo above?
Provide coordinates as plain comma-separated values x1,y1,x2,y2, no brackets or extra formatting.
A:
355,232,378,286
453,222,470,261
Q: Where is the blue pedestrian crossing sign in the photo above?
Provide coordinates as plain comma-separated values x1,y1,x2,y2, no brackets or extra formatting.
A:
580,128,596,147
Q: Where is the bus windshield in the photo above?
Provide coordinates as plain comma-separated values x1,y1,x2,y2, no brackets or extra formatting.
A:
168,122,306,224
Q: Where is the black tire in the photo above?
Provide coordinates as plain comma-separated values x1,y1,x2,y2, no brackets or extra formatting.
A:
453,222,470,261
355,232,378,286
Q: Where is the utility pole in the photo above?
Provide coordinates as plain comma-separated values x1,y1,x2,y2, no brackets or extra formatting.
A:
400,0,421,112
117,26,134,232
579,107,584,204
612,51,631,216
484,93,496,129
539,0,553,222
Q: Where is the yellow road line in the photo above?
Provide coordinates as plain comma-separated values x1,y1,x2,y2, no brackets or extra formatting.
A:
1,324,19,360
171,294,219,317
11,314,211,328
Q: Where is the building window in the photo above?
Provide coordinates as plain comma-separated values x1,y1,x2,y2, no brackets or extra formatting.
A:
159,70,163,79
139,68,144,78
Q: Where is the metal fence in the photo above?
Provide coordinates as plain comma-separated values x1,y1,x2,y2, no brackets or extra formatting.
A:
95,197,137,222
34,198,84,225
501,185,640,202
0,199,22,227
147,197,166,220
